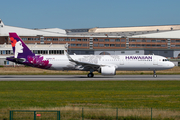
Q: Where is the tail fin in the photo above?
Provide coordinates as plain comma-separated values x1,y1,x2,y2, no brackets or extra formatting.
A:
9,33,35,59
8,33,52,69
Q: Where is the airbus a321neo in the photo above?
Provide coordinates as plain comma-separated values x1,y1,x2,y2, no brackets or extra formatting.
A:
6,33,174,77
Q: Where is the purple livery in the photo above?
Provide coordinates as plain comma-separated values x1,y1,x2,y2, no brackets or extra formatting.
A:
7,33,52,69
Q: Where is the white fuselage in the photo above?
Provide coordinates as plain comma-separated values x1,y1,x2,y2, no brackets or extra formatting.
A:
43,55,174,71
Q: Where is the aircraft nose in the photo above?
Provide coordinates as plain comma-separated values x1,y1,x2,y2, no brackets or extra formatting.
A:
169,62,175,68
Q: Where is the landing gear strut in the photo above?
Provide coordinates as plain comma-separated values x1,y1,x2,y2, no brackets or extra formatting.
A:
153,70,157,78
87,73,94,78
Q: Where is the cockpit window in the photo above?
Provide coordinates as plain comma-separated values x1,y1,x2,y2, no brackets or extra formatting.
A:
162,59,169,61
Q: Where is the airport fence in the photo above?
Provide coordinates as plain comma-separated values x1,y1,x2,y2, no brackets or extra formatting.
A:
9,110,60,120
0,108,180,120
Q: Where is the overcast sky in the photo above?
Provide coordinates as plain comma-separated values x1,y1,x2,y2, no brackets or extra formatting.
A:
1,0,180,29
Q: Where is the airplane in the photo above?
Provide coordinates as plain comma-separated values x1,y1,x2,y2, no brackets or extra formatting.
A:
6,33,174,78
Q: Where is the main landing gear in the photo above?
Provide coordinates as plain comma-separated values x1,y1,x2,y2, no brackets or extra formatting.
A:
87,69,94,78
87,72,94,77
153,70,157,78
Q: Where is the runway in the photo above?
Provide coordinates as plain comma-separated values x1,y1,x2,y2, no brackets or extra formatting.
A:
0,75,180,81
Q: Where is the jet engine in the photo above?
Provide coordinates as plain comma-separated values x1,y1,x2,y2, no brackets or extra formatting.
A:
98,66,116,75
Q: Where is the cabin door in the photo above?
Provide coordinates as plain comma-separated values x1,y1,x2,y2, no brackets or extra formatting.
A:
120,57,124,65
153,57,158,65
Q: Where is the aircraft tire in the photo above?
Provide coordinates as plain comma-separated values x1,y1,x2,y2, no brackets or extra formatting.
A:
153,75,157,78
87,73,94,78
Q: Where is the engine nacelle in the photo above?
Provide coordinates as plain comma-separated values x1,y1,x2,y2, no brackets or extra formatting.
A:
99,66,116,75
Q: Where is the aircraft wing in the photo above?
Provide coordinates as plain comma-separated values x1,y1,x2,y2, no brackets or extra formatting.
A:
71,59,100,67
65,51,101,70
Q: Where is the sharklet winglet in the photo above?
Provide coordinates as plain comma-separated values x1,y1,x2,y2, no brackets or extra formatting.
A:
64,51,74,62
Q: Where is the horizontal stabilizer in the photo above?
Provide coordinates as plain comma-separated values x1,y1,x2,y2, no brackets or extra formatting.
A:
6,57,25,64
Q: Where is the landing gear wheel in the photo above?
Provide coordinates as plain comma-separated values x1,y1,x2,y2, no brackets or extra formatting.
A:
153,74,157,78
153,70,157,78
87,73,94,78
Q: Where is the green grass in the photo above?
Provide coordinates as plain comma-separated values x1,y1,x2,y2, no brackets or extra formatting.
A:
0,81,179,110
0,81,180,120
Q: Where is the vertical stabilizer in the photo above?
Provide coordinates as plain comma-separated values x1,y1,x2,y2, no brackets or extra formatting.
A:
7,33,52,69
9,33,35,59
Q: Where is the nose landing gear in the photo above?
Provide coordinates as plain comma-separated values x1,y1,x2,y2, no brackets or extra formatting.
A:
153,70,157,78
